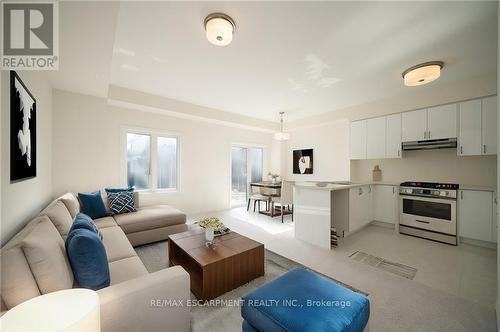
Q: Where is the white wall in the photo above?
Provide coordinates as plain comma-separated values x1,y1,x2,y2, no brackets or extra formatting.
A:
1,71,53,245
284,120,350,182
352,149,496,186
52,89,274,214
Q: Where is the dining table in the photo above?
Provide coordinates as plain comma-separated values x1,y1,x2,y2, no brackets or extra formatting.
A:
249,181,292,218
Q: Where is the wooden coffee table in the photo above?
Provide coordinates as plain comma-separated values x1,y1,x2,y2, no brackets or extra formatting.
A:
168,228,265,300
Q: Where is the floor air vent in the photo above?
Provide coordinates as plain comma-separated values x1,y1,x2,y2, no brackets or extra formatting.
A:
349,251,417,280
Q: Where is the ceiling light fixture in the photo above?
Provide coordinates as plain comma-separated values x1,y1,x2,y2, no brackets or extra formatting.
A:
204,13,235,46
274,112,290,141
402,61,444,86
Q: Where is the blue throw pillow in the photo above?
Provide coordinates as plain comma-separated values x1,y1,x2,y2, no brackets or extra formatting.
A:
70,213,103,240
78,191,109,219
65,228,110,290
105,190,136,215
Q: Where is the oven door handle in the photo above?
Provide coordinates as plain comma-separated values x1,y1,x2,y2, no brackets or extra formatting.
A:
415,219,431,224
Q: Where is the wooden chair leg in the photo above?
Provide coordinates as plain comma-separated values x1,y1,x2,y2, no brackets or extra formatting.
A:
253,200,257,212
247,199,251,211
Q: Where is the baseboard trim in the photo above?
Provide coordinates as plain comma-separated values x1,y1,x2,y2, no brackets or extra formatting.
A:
370,220,396,230
459,237,497,250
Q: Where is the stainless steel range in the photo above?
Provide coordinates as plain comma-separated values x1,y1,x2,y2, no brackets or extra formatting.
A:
399,181,459,245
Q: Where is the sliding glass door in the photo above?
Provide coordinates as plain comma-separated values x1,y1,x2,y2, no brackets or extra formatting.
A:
231,146,263,207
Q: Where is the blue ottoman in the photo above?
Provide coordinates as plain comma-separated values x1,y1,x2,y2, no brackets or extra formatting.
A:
241,268,370,332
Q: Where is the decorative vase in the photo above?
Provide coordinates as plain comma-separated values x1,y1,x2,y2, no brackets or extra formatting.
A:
205,227,214,244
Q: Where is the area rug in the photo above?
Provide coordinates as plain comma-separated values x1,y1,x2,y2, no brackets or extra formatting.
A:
135,241,365,332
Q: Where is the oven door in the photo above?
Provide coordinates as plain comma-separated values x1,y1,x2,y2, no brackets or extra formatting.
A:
399,195,456,235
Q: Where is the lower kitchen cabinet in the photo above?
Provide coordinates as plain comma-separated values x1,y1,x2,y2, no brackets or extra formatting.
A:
458,190,496,243
349,185,372,233
372,185,398,224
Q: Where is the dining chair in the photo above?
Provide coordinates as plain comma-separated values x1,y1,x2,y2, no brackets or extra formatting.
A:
247,184,269,212
271,180,294,223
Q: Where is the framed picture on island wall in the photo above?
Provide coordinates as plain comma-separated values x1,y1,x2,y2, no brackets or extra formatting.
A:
10,71,37,182
293,149,313,174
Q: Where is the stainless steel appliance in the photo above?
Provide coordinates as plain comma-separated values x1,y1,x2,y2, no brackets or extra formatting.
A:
399,181,459,245
402,138,457,151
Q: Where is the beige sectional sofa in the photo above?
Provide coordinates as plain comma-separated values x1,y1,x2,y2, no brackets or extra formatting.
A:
1,192,191,332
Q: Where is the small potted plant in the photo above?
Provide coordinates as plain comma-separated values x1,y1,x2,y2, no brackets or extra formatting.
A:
268,172,280,184
198,217,226,245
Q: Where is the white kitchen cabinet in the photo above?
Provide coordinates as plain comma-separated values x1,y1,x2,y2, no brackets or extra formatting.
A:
402,109,427,142
458,190,495,243
366,117,386,159
458,99,482,156
350,120,367,160
349,185,372,233
386,114,402,158
481,96,497,155
427,104,457,140
372,185,398,224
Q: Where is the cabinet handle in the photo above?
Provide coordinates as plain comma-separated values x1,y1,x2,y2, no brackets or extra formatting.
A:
460,191,463,200
368,186,372,193
483,145,486,154
397,149,400,157
358,188,362,195
460,146,463,155
392,187,395,194
428,131,431,139
424,131,427,139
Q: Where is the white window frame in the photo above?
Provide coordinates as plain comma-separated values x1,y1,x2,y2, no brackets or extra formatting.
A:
121,127,181,193
229,142,267,207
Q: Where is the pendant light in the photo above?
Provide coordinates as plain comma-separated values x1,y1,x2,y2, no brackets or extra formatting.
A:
402,61,444,86
274,112,290,141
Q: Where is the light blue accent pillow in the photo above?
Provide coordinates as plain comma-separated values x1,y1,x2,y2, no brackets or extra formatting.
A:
78,191,109,219
65,228,110,290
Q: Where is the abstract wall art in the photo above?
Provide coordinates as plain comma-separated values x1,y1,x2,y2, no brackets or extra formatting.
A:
293,149,313,174
10,71,37,182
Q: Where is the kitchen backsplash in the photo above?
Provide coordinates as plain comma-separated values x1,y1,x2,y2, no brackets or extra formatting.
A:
350,148,496,187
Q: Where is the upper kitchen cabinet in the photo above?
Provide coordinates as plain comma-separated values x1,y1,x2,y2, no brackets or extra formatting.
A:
386,113,402,158
402,109,427,142
427,104,457,140
350,120,367,160
481,96,497,155
458,99,481,155
458,97,496,156
366,117,386,159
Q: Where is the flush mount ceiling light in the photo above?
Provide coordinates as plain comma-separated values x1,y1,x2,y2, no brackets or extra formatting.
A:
402,61,444,86
274,112,290,141
204,13,235,46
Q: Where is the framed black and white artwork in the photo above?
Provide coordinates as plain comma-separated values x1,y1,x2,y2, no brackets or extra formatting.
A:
10,71,37,182
293,149,313,174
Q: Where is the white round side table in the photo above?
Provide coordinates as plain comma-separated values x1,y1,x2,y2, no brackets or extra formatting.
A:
0,288,100,332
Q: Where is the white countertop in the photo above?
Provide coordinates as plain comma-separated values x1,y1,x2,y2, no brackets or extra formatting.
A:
293,181,496,192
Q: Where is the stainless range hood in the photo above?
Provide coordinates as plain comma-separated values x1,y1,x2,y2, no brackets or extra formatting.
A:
402,138,457,151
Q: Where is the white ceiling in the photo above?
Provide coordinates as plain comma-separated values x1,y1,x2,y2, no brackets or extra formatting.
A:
47,1,497,122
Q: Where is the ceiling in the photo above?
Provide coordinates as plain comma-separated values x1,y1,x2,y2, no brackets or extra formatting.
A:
47,1,497,122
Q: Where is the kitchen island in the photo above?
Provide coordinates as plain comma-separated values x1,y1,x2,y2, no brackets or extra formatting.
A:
293,182,399,249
